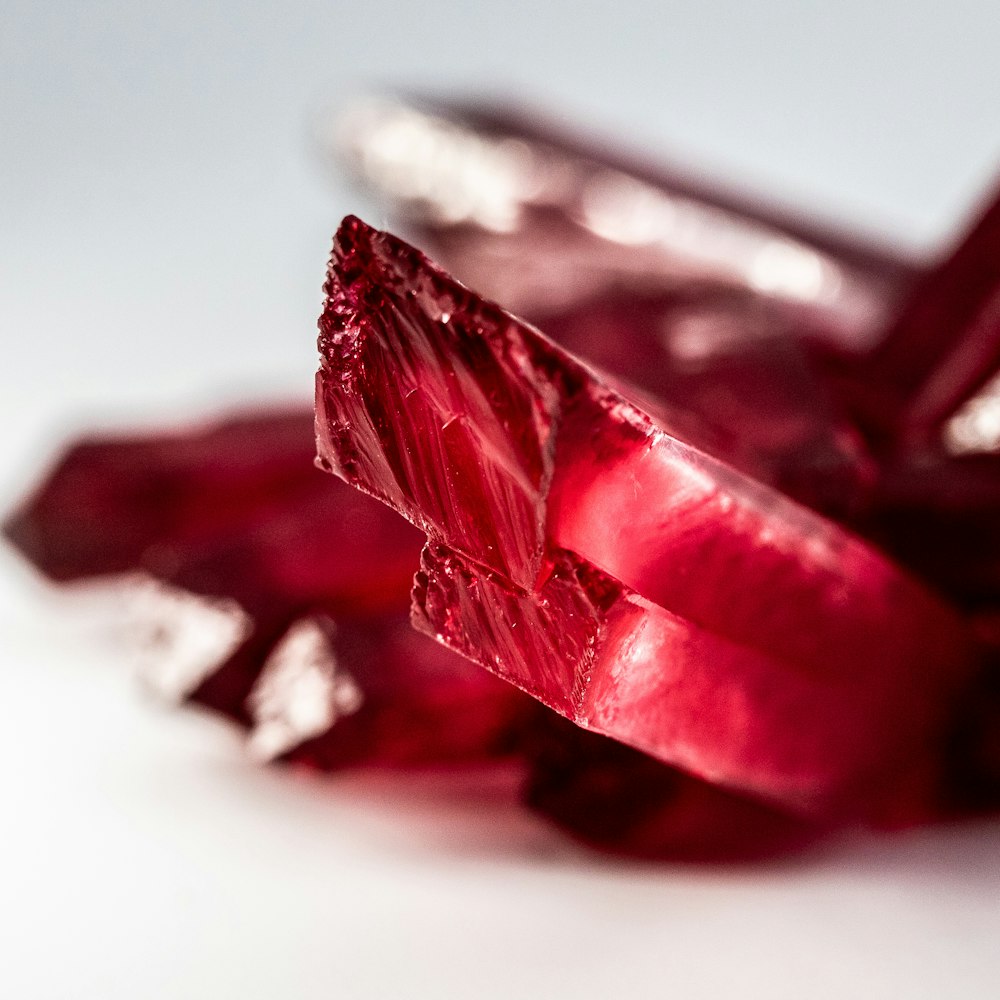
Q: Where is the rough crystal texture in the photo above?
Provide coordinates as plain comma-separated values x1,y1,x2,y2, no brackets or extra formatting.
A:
412,542,952,819
316,216,978,819
317,224,557,588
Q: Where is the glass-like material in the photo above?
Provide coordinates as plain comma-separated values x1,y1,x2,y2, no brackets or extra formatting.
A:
317,216,976,820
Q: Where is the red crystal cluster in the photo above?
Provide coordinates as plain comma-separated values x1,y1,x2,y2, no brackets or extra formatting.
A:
7,98,1000,860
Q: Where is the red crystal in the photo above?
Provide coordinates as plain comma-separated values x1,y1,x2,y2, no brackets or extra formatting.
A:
3,410,418,616
273,612,528,769
520,709,817,861
5,407,820,858
3,409,529,761
863,455,1000,609
8,96,1000,860
829,187,1000,626
338,97,917,349
316,216,978,819
522,289,875,519
859,182,1000,450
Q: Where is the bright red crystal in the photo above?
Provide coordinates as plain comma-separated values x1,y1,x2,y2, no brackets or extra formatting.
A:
316,216,978,820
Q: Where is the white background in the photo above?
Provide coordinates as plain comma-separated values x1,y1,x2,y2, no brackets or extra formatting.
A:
3,2,1000,997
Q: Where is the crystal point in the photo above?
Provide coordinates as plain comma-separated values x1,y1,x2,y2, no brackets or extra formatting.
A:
520,711,818,861
860,182,1000,450
334,97,916,346
3,410,421,616
318,215,558,590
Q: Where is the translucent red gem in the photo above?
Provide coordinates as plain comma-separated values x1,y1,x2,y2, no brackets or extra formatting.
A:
8,98,1000,861
316,215,978,821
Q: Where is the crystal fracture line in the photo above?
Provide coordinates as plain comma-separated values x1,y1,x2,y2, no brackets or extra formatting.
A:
316,216,978,818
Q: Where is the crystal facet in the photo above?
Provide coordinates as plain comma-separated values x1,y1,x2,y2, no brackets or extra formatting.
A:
316,216,977,819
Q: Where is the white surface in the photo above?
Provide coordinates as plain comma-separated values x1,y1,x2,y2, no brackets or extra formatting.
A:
3,2,1000,997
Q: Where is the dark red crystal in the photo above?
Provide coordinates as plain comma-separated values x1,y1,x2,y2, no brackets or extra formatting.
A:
338,97,917,349
3,409,529,760
3,410,418,616
274,612,528,770
5,407,819,858
519,709,817,862
859,182,1000,450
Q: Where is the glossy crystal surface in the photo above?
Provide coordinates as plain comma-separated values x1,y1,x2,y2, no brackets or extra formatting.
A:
316,216,977,818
